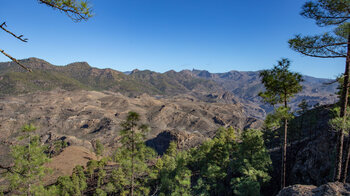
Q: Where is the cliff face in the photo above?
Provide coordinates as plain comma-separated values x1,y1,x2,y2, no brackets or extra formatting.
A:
264,105,337,195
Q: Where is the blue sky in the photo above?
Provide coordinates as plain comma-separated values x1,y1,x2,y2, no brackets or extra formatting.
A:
0,0,345,79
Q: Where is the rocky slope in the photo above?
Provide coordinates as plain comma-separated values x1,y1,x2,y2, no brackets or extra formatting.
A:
0,89,259,155
261,104,340,195
0,58,338,119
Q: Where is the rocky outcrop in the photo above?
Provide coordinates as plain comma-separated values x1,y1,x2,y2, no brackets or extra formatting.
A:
277,182,350,196
146,129,206,154
264,105,337,196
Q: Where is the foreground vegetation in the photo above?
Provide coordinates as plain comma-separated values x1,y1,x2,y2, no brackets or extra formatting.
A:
0,112,271,196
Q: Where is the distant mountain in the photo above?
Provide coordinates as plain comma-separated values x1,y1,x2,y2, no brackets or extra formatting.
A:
191,69,338,113
0,58,338,119
0,58,222,97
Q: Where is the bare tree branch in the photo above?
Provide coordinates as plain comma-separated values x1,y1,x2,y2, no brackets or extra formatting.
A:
0,22,28,42
0,49,32,72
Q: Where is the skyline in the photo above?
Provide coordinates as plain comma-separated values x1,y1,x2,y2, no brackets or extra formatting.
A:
0,0,345,79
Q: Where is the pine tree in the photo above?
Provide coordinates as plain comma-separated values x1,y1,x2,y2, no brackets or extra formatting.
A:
94,140,104,158
189,127,271,195
57,165,88,196
158,142,192,196
5,124,51,195
191,127,237,196
113,111,157,196
231,129,271,196
288,0,349,182
259,58,303,188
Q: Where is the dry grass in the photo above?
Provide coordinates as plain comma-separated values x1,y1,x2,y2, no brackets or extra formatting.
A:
44,145,97,184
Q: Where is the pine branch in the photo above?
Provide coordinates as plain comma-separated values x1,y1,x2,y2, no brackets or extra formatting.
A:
324,47,345,56
0,49,32,72
0,164,26,177
38,0,91,22
312,42,347,48
0,22,28,42
297,49,346,58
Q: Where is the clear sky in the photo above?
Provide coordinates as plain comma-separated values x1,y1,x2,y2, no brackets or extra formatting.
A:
0,0,345,79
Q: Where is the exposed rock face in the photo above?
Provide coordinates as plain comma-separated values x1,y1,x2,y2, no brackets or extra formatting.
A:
289,106,336,186
277,182,350,196
291,134,336,185
146,129,206,154
0,90,259,156
264,105,337,196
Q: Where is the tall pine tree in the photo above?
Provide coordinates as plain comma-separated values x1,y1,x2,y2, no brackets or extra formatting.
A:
288,0,349,182
259,58,303,189
113,112,157,196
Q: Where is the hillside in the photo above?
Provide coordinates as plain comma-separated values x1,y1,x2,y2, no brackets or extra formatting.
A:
0,90,260,155
0,58,222,97
0,58,338,120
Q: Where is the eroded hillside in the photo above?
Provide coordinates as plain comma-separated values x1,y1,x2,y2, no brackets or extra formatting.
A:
0,90,261,154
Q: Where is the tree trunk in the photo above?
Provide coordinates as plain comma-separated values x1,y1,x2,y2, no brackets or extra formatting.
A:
281,100,288,189
299,115,304,140
281,118,288,189
340,34,350,183
131,127,135,196
343,137,350,183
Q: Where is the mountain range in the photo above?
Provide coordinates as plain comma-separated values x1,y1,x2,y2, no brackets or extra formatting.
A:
0,57,340,194
0,57,338,120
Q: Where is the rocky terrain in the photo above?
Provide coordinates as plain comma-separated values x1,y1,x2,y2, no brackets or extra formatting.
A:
277,182,350,196
0,89,259,155
0,58,342,195
191,69,338,114
0,58,338,120
260,104,341,195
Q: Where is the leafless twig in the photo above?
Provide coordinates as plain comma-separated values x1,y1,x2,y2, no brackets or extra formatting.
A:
0,22,28,42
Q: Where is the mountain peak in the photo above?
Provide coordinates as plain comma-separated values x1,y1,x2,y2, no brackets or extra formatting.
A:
130,69,140,74
65,62,91,69
17,57,54,70
25,57,48,63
